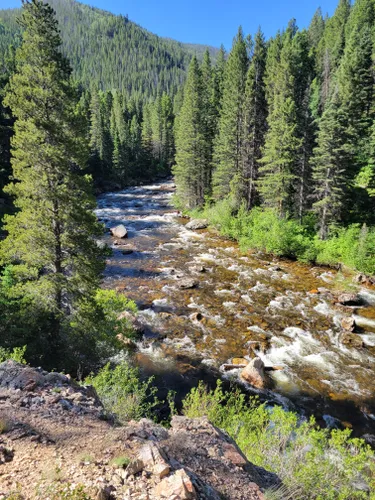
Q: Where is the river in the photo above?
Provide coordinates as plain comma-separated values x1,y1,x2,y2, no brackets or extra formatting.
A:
96,180,375,437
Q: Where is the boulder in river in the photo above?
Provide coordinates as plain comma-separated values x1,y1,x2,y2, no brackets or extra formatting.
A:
185,219,208,230
340,332,363,348
177,279,198,290
341,316,356,332
110,224,128,239
335,293,362,306
122,248,134,255
240,357,267,389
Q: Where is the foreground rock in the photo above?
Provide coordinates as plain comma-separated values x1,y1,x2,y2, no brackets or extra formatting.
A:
0,363,271,499
185,219,208,230
110,224,128,239
240,357,268,389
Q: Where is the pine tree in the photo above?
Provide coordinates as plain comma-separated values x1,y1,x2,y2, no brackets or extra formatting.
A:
173,56,206,208
159,93,175,172
212,27,248,201
110,90,129,184
312,88,351,238
0,0,105,340
241,28,267,209
258,23,302,215
200,50,216,198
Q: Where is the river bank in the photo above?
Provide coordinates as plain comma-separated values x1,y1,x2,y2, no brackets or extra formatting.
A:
96,180,375,438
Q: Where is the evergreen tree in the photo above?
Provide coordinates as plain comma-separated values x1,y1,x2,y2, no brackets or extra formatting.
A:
0,0,105,343
200,50,216,197
212,27,248,201
241,28,267,209
159,93,175,172
312,88,351,238
259,23,302,215
173,56,206,208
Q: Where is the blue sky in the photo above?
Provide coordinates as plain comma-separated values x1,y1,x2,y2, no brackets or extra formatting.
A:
2,0,339,49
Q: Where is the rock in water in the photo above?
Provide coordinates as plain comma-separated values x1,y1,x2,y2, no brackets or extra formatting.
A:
341,332,364,348
177,279,198,290
240,357,267,389
341,316,356,332
185,219,208,230
336,293,361,306
110,224,128,239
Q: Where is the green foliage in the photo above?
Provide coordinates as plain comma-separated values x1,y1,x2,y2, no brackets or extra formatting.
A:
35,483,91,500
109,456,130,468
191,200,375,274
0,345,27,364
182,381,375,500
85,361,159,423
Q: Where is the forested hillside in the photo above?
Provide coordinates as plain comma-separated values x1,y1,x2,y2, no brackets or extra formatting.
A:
0,0,218,99
174,0,375,275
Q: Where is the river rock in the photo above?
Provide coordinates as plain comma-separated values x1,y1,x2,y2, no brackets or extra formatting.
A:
178,279,198,290
110,224,128,239
354,274,375,286
240,357,267,389
190,312,204,322
336,293,362,306
341,316,356,332
121,248,134,255
341,332,364,348
185,219,208,230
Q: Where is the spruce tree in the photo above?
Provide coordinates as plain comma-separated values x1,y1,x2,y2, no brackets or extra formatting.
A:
173,56,205,208
312,88,351,238
0,0,105,340
258,24,302,215
212,27,248,201
241,28,267,209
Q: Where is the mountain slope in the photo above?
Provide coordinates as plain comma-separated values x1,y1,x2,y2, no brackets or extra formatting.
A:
0,0,219,99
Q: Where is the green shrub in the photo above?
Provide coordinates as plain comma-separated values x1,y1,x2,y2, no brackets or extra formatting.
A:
187,199,375,276
182,381,375,499
0,345,27,364
85,361,159,423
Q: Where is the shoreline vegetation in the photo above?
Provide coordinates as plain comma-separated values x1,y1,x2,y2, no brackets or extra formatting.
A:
183,200,375,279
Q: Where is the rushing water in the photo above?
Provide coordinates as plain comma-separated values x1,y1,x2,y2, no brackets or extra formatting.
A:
96,180,375,437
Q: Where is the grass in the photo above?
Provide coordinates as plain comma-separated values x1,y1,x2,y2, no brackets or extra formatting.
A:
109,455,130,468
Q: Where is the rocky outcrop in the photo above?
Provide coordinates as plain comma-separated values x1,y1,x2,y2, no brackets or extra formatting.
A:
110,224,128,239
240,357,268,389
185,219,208,230
0,363,271,499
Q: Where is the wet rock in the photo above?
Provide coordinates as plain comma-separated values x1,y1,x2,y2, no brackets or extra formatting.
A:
185,219,208,230
154,468,196,499
232,357,248,365
110,224,128,239
240,357,267,389
221,363,247,371
190,312,204,322
340,332,364,348
354,274,375,286
121,248,134,255
177,279,198,290
336,293,362,306
341,316,356,332
156,312,172,321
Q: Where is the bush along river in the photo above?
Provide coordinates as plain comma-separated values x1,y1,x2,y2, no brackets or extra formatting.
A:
96,180,375,439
